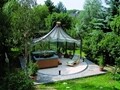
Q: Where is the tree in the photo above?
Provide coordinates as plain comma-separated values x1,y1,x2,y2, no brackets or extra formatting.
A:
33,5,49,31
0,0,8,8
78,0,103,32
105,0,120,16
3,0,49,66
55,1,66,13
0,0,9,77
45,13,73,30
3,0,40,66
83,30,104,63
103,0,120,33
110,15,120,35
45,0,56,14
98,32,120,65
18,0,37,7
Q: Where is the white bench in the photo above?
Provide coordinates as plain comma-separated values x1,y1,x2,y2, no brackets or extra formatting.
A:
67,55,80,66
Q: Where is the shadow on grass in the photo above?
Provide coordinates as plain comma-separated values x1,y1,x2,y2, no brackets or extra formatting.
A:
78,83,119,90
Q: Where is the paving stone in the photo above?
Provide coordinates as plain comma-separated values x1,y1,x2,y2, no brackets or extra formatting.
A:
34,59,106,85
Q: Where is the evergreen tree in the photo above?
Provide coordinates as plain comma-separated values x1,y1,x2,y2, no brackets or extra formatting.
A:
45,0,56,14
18,0,37,8
78,0,103,33
55,2,66,13
105,0,120,16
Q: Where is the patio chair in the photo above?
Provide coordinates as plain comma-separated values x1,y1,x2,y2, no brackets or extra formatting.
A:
67,55,80,67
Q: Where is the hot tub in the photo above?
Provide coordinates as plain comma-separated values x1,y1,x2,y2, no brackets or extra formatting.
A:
32,51,60,69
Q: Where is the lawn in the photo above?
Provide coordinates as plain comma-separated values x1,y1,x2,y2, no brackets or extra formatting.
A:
36,73,120,90
67,49,86,57
74,49,86,57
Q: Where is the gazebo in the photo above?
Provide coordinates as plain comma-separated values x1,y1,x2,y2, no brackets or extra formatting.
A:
32,22,81,58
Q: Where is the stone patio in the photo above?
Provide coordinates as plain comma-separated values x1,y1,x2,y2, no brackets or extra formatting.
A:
34,58,106,84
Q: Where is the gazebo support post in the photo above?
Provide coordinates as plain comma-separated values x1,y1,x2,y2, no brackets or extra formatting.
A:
80,38,82,60
33,46,35,51
78,33,82,60
73,43,75,55
48,41,50,49
57,41,59,52
65,42,67,53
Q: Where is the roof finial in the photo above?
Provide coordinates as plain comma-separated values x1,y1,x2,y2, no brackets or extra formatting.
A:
56,21,61,26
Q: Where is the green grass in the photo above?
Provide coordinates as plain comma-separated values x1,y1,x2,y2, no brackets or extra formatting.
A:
67,49,86,57
75,49,86,57
36,73,120,90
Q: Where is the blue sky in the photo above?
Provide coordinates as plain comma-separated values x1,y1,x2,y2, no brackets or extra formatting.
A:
37,0,108,10
37,0,85,10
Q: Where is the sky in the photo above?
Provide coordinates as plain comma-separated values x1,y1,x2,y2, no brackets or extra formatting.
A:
37,0,107,10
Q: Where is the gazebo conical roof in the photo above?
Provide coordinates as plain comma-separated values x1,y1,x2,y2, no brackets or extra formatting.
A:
33,23,80,45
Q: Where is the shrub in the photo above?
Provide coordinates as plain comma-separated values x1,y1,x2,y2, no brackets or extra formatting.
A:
1,70,34,90
98,56,105,67
113,73,120,81
83,30,104,63
113,58,120,81
28,61,38,76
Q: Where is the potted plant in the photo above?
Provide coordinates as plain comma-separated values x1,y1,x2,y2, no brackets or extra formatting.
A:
28,62,38,80
98,56,105,71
